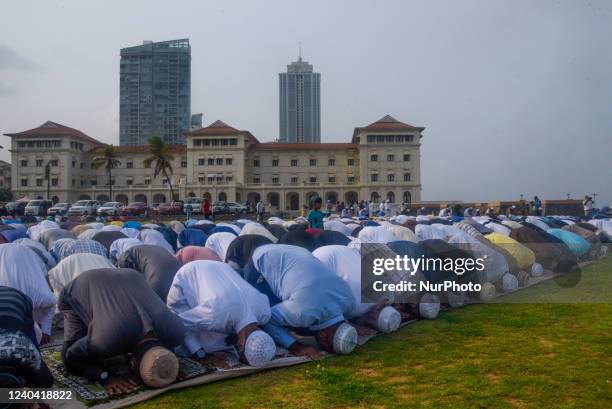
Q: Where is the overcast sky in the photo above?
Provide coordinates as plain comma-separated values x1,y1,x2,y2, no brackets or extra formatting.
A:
1,0,610,205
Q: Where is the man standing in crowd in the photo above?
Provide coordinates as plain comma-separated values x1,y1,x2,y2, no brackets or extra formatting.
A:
583,195,594,218
256,200,265,223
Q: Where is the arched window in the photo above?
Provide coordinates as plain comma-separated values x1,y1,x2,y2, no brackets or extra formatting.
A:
371,192,380,203
403,191,412,203
218,192,227,202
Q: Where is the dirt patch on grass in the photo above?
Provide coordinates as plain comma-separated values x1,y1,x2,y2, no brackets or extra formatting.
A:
505,397,525,408
486,373,500,383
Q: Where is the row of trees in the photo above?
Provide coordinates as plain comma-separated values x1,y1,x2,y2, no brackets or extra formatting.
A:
92,136,176,202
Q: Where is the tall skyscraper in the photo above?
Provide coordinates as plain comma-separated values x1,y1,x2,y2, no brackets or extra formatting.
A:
119,39,191,146
279,55,321,143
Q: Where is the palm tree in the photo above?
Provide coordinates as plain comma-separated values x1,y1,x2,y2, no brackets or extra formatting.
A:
92,144,121,201
144,136,176,201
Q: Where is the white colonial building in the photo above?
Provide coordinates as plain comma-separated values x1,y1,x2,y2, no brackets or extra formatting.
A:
5,115,423,212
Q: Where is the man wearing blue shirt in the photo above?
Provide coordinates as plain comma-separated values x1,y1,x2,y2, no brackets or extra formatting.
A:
244,244,358,359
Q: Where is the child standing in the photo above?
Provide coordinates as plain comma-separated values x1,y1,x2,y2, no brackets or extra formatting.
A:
307,196,324,229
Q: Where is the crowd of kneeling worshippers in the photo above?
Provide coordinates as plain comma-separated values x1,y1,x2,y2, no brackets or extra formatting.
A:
0,204,610,396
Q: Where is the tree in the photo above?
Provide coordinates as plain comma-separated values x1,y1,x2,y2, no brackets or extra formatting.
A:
92,144,121,201
144,136,176,201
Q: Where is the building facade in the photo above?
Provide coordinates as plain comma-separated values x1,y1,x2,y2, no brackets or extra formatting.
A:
0,160,11,190
119,39,191,146
279,56,321,143
5,115,423,212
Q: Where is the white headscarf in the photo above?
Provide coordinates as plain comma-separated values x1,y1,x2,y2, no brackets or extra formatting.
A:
205,232,237,261
239,222,278,243
138,229,174,255
48,253,114,297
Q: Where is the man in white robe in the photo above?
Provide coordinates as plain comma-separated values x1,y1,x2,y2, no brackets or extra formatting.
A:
167,261,276,368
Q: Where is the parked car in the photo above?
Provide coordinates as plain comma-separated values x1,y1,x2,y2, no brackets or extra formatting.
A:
97,201,122,216
212,201,228,214
48,202,71,216
25,200,53,216
121,202,149,217
6,202,26,217
68,200,100,216
184,197,203,214
226,202,247,215
158,201,184,215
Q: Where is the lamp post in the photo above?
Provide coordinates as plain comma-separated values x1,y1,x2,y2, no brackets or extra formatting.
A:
45,162,51,201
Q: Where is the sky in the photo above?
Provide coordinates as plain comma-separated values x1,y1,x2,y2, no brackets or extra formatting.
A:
1,0,611,205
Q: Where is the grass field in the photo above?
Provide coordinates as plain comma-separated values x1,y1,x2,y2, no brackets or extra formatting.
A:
135,256,612,409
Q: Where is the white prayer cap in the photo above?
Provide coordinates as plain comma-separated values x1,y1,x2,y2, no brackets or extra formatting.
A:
332,323,358,355
244,330,276,368
418,293,440,319
531,263,544,277
479,282,496,301
501,273,518,293
376,306,401,333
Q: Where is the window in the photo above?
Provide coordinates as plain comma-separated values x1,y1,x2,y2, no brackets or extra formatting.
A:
403,154,411,161
347,176,355,183
36,159,43,167
347,158,355,166
50,178,58,186
91,179,97,186
207,158,214,165
216,158,223,165
21,178,28,187
72,161,76,168
50,160,58,167
253,176,260,183
291,176,298,184
225,158,233,165
80,162,84,169
207,176,215,184
36,178,43,187
253,159,260,167
370,154,378,162
144,161,151,169
144,177,151,185
126,179,133,186
328,176,336,183
20,160,28,167
181,159,187,168
198,176,204,183
309,159,317,166
328,158,335,166
225,176,233,182
291,159,298,167
387,154,394,162
388,174,395,182
371,174,379,182
272,159,279,167
162,178,169,185
198,158,205,166
404,173,411,181
309,176,317,183
272,176,279,184
126,161,133,169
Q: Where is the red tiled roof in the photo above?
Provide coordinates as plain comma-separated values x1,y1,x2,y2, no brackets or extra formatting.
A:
4,121,104,146
188,120,241,136
352,114,424,142
252,142,357,151
363,114,419,130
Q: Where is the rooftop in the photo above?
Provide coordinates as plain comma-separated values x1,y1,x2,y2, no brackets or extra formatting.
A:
4,121,103,146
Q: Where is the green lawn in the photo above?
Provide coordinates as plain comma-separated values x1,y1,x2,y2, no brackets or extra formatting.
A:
136,256,612,409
